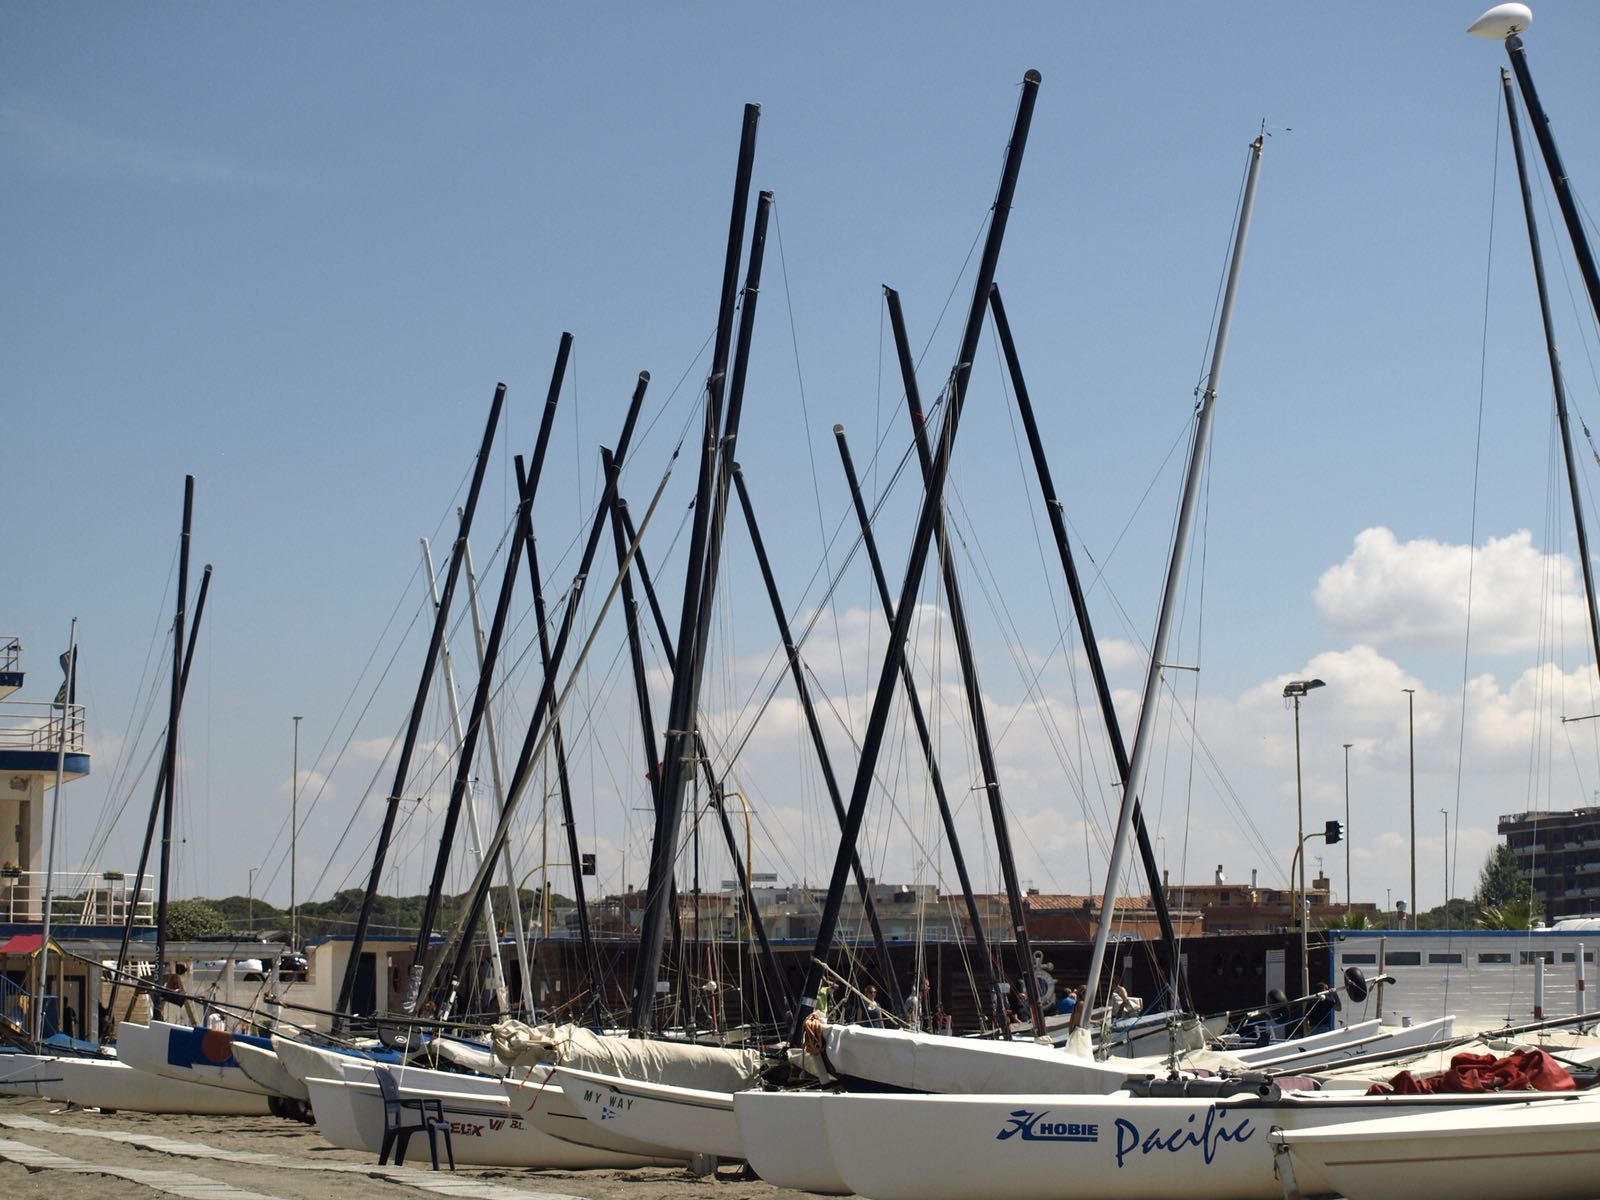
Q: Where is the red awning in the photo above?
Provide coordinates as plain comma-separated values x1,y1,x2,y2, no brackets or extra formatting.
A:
0,934,44,955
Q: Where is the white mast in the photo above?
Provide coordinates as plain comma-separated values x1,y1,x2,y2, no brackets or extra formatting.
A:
422,537,509,1016
1069,136,1265,1057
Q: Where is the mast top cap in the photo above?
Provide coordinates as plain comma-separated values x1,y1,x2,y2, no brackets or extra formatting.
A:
1468,3,1532,39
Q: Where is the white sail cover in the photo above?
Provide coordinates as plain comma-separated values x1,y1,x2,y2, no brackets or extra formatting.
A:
490,1020,763,1092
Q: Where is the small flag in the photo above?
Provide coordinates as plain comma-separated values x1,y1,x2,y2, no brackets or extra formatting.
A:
53,648,78,705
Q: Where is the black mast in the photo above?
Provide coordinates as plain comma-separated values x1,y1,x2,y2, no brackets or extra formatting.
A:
337,384,506,1022
629,131,763,1032
432,372,651,1000
1503,34,1600,331
1501,68,1600,683
410,344,570,1010
153,475,195,1013
731,463,905,1017
612,495,792,1024
114,560,209,1021
833,425,1002,1030
518,453,605,1017
789,70,1041,1045
987,283,1183,1004
884,286,1042,1036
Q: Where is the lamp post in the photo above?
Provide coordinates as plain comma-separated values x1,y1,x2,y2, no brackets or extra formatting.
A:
1343,742,1353,916
1441,807,1450,913
292,715,302,950
1284,677,1326,998
1403,688,1416,928
247,866,259,933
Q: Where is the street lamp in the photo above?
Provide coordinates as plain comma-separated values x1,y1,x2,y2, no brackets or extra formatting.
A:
248,866,260,932
1343,742,1353,916
1403,688,1416,928
1441,807,1450,913
292,715,302,950
1284,677,1326,997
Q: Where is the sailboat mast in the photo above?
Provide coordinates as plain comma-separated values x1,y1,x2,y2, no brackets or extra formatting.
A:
731,463,906,1018
419,535,512,1016
789,70,1042,1047
1072,137,1263,1055
154,474,195,1014
987,282,1184,1004
1500,69,1600,679
833,424,1003,1029
628,141,764,1032
429,372,651,1002
109,561,211,1021
1501,34,1600,330
34,619,75,1044
460,537,535,1015
336,384,506,1023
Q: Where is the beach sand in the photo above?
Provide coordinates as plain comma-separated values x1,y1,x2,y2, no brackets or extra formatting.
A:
0,1095,818,1200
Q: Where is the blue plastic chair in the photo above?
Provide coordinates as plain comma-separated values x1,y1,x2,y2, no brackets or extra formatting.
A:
374,1066,455,1171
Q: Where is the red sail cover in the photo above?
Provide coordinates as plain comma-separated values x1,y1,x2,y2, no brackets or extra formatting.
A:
1366,1048,1577,1096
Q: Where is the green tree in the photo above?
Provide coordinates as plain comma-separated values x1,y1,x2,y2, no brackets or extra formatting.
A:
163,898,232,940
1475,844,1532,909
1479,897,1542,930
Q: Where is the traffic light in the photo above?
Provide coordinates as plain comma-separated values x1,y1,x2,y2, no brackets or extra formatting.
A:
1324,819,1344,845
580,853,596,876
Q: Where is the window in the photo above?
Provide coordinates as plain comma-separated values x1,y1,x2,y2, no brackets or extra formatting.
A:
1479,953,1512,964
1386,952,1422,966
1559,952,1596,963
1520,951,1556,965
1428,953,1463,964
1342,953,1378,964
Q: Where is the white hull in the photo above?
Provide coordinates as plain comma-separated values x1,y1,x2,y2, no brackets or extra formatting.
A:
1272,1093,1600,1200
0,1052,269,1114
500,1071,691,1161
1235,1016,1455,1072
116,1020,275,1096
272,1033,393,1087
302,1061,671,1169
552,1064,743,1159
231,1040,308,1101
734,1090,850,1195
817,1087,1572,1200
821,1024,1138,1093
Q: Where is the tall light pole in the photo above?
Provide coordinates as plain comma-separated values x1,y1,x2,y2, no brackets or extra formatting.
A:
248,866,259,933
1441,807,1450,913
1342,742,1353,915
1403,688,1416,928
292,715,302,950
1284,677,1326,998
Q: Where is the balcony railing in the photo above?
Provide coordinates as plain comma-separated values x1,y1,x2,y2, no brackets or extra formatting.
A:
0,701,86,754
0,870,152,926
0,638,18,673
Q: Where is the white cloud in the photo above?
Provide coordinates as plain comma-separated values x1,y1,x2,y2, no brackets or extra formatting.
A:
1315,527,1590,655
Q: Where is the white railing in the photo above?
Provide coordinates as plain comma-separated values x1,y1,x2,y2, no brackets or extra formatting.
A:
0,701,86,753
0,870,152,926
0,638,18,673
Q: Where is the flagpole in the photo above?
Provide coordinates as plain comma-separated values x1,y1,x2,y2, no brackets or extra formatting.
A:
36,619,76,1044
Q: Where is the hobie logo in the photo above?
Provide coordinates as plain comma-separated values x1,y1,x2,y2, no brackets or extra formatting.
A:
996,1109,1099,1143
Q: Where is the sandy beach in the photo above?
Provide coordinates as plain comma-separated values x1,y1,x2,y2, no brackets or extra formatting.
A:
0,1095,815,1200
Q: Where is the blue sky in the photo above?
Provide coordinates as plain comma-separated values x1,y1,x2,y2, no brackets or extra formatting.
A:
7,3,1600,925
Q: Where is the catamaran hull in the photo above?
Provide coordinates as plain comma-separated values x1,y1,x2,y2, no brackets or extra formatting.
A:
733,1090,850,1194
552,1064,743,1159
116,1021,279,1097
817,1089,1571,1200
302,1063,672,1169
0,1053,269,1114
1271,1094,1600,1200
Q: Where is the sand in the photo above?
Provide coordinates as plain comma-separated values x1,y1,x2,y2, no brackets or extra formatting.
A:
0,1095,818,1200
